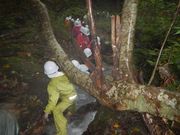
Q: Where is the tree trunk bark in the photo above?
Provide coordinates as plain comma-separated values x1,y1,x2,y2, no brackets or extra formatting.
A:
111,15,121,80
30,0,180,123
86,0,105,90
118,0,138,83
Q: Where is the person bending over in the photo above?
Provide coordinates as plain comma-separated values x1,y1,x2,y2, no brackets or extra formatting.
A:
43,61,77,135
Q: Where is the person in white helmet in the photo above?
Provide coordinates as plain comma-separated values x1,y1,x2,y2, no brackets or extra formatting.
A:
76,26,92,50
72,18,82,38
83,48,92,58
43,61,77,135
83,47,94,64
80,26,90,36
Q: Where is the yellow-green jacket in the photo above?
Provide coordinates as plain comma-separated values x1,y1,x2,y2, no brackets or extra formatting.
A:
44,74,76,114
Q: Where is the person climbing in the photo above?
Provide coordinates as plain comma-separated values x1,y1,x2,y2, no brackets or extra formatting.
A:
83,47,95,64
76,26,92,50
83,48,92,58
43,61,77,135
72,18,82,38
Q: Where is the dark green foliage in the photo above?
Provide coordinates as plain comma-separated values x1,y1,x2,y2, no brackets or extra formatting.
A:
0,0,35,32
134,0,180,89
136,0,178,47
60,7,87,20
93,0,123,14
42,0,85,13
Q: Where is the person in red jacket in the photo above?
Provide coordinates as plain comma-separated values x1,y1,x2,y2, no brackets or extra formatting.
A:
76,26,92,50
72,18,82,38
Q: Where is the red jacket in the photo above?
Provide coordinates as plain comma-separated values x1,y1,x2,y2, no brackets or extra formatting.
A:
76,33,92,50
72,26,81,38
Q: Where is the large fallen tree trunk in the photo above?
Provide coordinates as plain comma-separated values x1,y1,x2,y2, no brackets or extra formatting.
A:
30,0,180,123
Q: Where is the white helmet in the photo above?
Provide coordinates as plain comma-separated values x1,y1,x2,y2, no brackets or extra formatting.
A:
65,17,69,20
79,64,89,74
80,26,90,36
74,18,81,26
71,60,80,68
85,25,89,28
69,16,72,19
71,18,75,22
44,61,59,75
84,48,92,57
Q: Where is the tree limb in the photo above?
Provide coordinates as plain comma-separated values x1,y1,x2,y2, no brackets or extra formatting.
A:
86,0,107,90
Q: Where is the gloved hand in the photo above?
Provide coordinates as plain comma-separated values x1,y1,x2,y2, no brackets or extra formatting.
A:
44,112,49,122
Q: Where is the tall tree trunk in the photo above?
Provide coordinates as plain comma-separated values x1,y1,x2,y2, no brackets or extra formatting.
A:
30,0,180,123
118,0,138,83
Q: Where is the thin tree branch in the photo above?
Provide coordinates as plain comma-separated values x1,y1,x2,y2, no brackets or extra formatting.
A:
86,0,106,90
148,1,180,85
111,15,121,80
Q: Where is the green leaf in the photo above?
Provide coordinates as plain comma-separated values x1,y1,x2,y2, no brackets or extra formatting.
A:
174,30,180,35
148,50,158,56
147,60,155,66
173,27,180,35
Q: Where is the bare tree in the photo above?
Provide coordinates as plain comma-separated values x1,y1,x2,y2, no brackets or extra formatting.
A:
30,0,180,126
